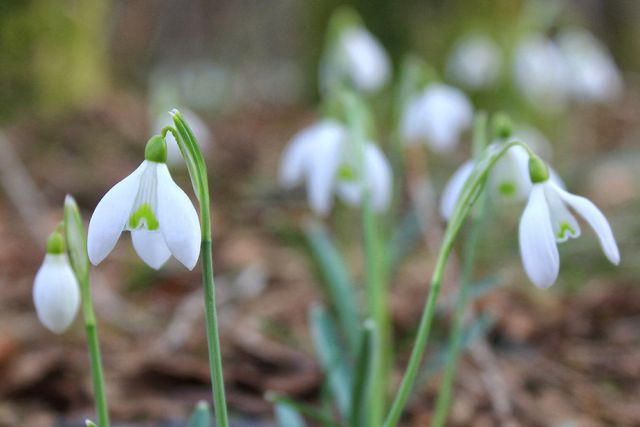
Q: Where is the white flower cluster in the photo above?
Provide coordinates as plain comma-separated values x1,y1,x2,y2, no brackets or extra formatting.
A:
446,30,622,109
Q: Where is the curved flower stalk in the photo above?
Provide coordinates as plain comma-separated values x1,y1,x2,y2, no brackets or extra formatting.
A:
513,34,570,111
384,139,550,427
446,33,502,90
153,108,213,166
556,29,623,104
87,136,200,270
33,230,80,334
400,83,473,153
320,6,390,94
164,109,229,427
519,159,620,288
278,119,392,215
440,125,559,219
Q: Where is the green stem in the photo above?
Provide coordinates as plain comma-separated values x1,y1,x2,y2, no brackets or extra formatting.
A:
431,113,490,427
201,238,230,427
384,120,525,427
363,202,389,427
431,195,487,427
79,275,109,427
169,111,230,427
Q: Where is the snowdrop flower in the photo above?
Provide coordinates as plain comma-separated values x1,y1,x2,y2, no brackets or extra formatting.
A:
519,160,620,288
320,8,390,94
33,231,80,334
279,119,392,215
446,33,502,90
401,83,473,153
440,128,560,220
88,135,201,270
556,29,623,104
338,26,390,92
513,35,570,111
153,108,212,166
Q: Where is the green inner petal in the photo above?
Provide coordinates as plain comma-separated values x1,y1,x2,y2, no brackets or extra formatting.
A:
129,203,159,230
498,181,516,196
337,164,357,181
557,221,576,240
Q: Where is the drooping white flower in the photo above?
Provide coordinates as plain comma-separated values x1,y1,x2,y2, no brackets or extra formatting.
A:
279,119,392,215
153,108,212,166
556,29,623,104
87,136,201,270
446,33,502,90
440,135,560,220
339,27,390,92
401,83,473,153
33,252,80,334
519,180,620,288
513,35,570,111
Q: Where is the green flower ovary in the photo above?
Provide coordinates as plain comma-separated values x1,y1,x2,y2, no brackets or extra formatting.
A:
498,181,516,196
128,203,159,230
337,163,358,181
557,221,576,240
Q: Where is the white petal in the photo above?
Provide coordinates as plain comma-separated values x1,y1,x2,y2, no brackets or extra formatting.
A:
489,145,532,202
446,33,502,89
400,95,424,144
421,84,473,152
307,131,344,215
543,184,581,243
131,231,172,270
341,27,390,92
33,254,80,334
364,143,392,212
279,121,343,188
440,160,474,220
156,164,201,269
552,183,620,265
519,184,560,288
87,162,146,265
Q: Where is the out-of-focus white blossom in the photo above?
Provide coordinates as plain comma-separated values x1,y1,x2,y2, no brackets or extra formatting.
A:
513,35,570,111
447,33,502,89
557,29,623,104
279,120,392,215
401,83,473,153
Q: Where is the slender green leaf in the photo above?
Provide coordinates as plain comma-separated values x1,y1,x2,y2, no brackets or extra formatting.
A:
350,320,375,427
275,403,307,427
187,401,211,427
388,209,422,272
267,393,339,427
305,221,359,352
310,305,352,419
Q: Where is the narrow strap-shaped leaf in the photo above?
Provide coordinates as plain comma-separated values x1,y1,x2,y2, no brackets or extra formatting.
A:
388,209,422,273
310,305,353,419
187,401,211,427
305,221,359,353
267,393,340,427
275,402,308,427
350,320,375,427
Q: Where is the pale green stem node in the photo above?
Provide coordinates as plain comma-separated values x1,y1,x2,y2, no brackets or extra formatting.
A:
529,154,549,183
46,230,66,254
144,135,167,163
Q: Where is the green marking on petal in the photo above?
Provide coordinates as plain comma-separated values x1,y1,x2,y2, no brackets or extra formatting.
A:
128,203,159,230
337,164,357,181
557,221,575,240
498,181,516,196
